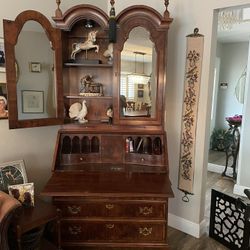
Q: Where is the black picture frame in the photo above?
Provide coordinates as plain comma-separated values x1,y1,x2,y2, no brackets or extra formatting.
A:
0,160,28,192
0,37,5,72
138,90,144,98
138,84,144,89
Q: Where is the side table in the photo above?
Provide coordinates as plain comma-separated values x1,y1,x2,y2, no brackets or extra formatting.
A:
12,198,61,250
222,123,240,180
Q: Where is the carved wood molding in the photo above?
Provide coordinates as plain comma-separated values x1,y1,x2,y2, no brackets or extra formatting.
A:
52,4,109,31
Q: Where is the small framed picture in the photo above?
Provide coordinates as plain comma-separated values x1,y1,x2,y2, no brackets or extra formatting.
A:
138,90,144,98
138,84,144,89
22,90,44,113
0,160,28,192
0,37,5,72
9,182,34,207
0,84,8,119
29,62,41,73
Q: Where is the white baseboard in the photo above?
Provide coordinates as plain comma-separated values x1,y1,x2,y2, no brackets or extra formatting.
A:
207,163,233,175
168,213,207,238
233,184,250,197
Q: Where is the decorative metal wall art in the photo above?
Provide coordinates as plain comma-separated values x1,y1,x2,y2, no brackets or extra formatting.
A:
178,28,204,201
209,189,250,249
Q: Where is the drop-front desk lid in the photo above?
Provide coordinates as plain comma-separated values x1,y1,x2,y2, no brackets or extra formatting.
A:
41,170,173,198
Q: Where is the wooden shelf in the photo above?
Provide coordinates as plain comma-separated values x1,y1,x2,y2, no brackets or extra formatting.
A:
64,62,113,68
64,95,112,99
63,118,110,125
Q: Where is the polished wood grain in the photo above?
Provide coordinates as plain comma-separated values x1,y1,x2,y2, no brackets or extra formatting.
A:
39,2,173,249
41,171,173,198
14,198,60,250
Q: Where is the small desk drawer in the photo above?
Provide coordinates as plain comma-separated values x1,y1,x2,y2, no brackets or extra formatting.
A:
125,153,163,166
61,221,166,242
60,153,101,165
56,201,166,219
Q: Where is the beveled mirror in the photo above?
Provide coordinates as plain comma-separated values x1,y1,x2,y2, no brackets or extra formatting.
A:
120,27,157,118
115,6,172,126
15,21,56,120
3,10,63,129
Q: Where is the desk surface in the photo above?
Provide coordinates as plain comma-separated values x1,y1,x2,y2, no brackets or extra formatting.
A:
41,171,173,198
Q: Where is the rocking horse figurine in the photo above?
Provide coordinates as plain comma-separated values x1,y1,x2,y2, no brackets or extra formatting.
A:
71,30,99,60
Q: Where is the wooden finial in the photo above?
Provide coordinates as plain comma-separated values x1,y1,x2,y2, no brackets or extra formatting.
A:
55,0,62,18
164,0,170,19
110,0,115,7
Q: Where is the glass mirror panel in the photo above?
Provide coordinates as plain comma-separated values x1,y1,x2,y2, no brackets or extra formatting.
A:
15,21,56,120
120,27,156,118
235,67,246,104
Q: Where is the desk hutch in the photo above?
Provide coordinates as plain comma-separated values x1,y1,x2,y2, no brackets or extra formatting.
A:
4,0,173,249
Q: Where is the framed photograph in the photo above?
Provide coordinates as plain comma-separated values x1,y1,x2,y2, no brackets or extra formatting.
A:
29,62,41,73
9,182,34,207
22,90,44,113
138,90,144,98
0,84,8,119
0,37,5,72
0,160,28,192
138,84,144,89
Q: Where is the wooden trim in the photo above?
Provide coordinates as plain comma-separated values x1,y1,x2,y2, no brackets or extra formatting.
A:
52,4,109,30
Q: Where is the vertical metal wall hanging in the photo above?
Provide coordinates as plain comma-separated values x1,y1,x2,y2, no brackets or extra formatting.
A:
178,28,204,201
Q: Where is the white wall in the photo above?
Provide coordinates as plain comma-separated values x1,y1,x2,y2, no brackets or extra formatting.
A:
215,42,247,129
162,0,250,236
0,0,107,195
237,39,250,189
1,0,250,238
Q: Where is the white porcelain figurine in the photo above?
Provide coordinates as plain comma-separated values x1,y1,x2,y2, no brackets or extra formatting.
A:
69,100,88,124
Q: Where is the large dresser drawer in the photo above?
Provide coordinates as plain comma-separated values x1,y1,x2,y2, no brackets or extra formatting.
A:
61,221,166,243
56,201,166,219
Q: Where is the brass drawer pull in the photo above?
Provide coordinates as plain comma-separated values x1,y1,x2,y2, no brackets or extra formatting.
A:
139,227,152,236
106,224,115,229
105,204,114,210
140,157,145,162
69,225,82,235
67,205,81,215
139,206,153,216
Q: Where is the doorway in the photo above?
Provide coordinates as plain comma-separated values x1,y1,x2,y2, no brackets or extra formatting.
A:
208,6,250,178
205,5,250,235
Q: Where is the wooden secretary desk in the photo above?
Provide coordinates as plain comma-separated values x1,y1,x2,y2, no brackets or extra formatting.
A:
4,1,173,249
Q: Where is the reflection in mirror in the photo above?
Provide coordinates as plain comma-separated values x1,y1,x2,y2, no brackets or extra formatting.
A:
235,66,246,104
15,21,56,120
120,27,156,118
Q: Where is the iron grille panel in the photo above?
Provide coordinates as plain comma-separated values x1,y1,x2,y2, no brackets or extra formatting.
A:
209,189,250,250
